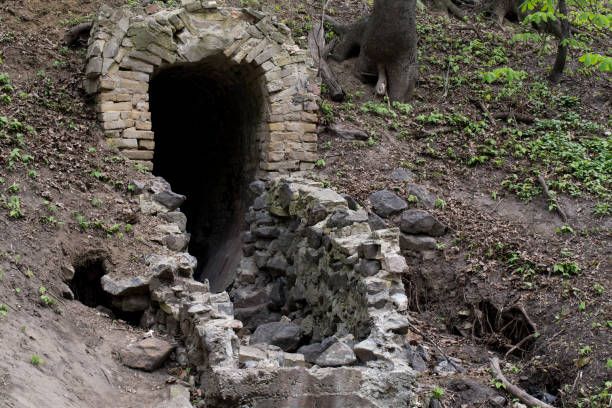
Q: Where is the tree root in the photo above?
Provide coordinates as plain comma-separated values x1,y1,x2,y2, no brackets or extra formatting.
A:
504,332,536,359
492,111,535,124
537,174,568,223
64,22,93,46
490,357,555,408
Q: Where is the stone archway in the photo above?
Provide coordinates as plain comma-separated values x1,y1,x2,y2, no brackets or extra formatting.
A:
83,2,320,177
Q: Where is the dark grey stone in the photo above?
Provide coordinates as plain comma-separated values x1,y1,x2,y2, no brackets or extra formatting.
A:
368,212,387,231
163,233,190,252
400,210,446,236
369,190,407,218
326,209,352,228
269,277,287,310
250,322,302,352
308,202,328,225
305,227,323,248
390,167,415,182
243,231,256,243
359,260,381,276
253,226,280,239
358,243,380,260
252,193,268,210
315,342,356,367
328,123,369,140
159,212,187,232
253,211,275,226
249,180,266,196
131,180,145,194
405,184,437,209
277,183,294,209
254,250,270,268
232,287,268,309
399,234,437,251
434,359,465,374
297,343,325,364
234,304,279,331
266,252,288,274
153,191,186,211
406,347,427,372
342,194,359,210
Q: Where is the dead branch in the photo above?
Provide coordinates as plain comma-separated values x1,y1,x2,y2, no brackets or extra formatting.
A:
490,357,555,408
537,174,568,223
492,111,535,124
416,126,456,138
308,21,345,102
64,22,93,46
470,98,497,129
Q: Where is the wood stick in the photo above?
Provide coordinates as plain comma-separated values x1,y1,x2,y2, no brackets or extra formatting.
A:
492,111,535,124
537,175,568,223
470,98,497,129
308,21,345,102
490,357,555,408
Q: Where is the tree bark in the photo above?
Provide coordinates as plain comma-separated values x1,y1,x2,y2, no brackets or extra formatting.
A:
327,0,419,102
549,0,569,83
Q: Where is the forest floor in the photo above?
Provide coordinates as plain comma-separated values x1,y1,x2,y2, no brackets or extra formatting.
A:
0,0,610,407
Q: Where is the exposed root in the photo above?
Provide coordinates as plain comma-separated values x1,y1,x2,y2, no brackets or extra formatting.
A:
537,174,568,223
490,357,555,408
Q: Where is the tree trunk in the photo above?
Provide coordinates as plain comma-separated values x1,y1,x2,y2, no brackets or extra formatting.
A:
327,0,419,102
549,0,569,83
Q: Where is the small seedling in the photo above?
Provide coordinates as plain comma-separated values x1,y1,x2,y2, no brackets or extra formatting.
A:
435,198,447,209
0,303,8,317
579,345,592,356
431,386,444,400
315,159,326,168
30,354,43,365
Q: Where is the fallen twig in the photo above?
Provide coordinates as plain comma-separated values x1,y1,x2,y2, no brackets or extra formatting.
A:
470,98,496,129
492,111,535,124
537,174,568,223
490,357,555,408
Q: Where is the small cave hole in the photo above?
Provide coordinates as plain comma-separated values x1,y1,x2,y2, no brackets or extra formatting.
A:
150,55,264,293
70,257,142,326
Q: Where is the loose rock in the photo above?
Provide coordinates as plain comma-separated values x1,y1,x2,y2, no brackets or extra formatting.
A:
250,322,302,352
400,210,446,237
315,341,356,367
120,337,174,371
369,190,407,218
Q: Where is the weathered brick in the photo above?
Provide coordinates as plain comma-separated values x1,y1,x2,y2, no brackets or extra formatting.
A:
289,151,318,162
267,151,286,162
123,150,154,160
117,79,149,93
135,121,152,130
269,131,300,142
147,43,177,63
259,160,299,171
107,138,138,149
102,119,134,130
123,128,154,139
268,122,284,131
301,112,318,123
139,140,155,150
303,142,317,152
98,112,120,122
286,121,316,133
129,50,162,66
99,101,132,112
117,70,150,82
120,57,154,73
302,133,318,142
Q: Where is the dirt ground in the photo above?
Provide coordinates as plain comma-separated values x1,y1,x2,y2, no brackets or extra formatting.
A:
0,0,610,407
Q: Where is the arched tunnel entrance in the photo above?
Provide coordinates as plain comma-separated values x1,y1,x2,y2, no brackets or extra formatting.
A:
150,55,264,292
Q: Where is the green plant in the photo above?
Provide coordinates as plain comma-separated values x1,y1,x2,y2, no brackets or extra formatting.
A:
315,159,326,168
431,386,444,400
0,303,7,317
40,294,57,306
435,198,446,209
593,283,604,295
593,202,610,216
553,261,580,277
30,354,43,365
8,196,22,218
579,345,592,355
7,183,19,193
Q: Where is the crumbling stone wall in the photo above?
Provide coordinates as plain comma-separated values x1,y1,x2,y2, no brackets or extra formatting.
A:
84,1,320,175
99,176,418,406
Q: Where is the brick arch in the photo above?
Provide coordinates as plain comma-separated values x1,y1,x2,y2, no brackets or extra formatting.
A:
83,2,320,175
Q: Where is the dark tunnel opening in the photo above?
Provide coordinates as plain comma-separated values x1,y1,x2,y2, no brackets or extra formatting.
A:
149,55,263,292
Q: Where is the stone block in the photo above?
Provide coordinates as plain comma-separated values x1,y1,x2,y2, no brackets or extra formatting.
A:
139,140,155,150
285,121,316,133
124,128,154,139
99,79,116,90
102,119,134,130
147,43,177,63
117,70,151,82
121,57,155,73
99,101,132,112
268,122,284,131
85,57,103,78
283,352,305,367
302,133,317,142
123,150,154,160
136,120,152,130
288,151,318,162
107,138,138,149
269,132,300,143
